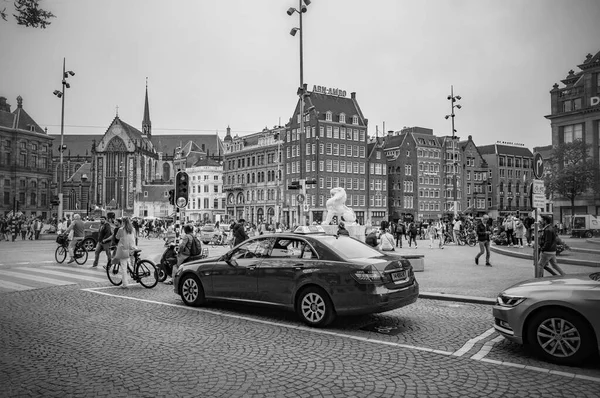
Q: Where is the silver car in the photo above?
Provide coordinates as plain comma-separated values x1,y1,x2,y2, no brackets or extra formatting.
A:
493,272,600,365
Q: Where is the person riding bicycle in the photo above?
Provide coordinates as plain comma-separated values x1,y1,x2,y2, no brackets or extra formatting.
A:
65,214,85,264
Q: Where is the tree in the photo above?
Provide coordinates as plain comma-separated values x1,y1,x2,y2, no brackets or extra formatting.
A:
544,139,596,215
0,0,55,29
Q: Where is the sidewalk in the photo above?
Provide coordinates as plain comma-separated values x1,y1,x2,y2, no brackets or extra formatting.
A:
394,237,599,305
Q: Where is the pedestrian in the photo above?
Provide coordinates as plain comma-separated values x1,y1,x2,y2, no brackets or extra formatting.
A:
408,222,418,249
233,219,249,246
523,215,534,247
536,215,565,277
164,224,197,286
34,218,42,240
64,214,85,264
427,222,442,249
395,222,405,248
475,214,492,266
452,217,462,244
92,215,113,269
113,217,136,288
378,227,396,251
514,218,526,248
337,221,350,237
503,215,515,246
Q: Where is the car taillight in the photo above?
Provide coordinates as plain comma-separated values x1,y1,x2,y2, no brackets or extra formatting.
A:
352,270,383,283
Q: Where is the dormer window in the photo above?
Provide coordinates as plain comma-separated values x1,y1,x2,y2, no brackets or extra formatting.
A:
339,113,346,123
326,111,332,122
352,115,358,125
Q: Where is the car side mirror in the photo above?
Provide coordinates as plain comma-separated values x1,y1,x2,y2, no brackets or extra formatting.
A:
227,258,238,267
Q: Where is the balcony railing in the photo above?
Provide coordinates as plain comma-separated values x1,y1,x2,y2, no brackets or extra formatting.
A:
558,86,584,98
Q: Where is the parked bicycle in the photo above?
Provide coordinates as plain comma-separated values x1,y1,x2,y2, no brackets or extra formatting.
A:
457,229,477,247
106,249,158,288
55,234,88,265
209,233,226,246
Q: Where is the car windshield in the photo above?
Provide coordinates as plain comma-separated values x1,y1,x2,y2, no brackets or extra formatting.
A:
318,236,382,259
202,226,214,232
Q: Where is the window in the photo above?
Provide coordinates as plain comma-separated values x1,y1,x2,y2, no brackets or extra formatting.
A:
352,115,358,125
563,100,572,112
333,127,339,139
326,111,332,122
327,126,332,138
340,113,346,123
563,124,583,143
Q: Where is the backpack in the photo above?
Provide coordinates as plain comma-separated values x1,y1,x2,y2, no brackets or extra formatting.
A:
188,235,202,256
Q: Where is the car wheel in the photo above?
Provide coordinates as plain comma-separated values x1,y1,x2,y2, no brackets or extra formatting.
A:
180,274,205,307
527,308,596,365
584,231,593,239
202,241,209,245
82,238,95,251
296,286,335,328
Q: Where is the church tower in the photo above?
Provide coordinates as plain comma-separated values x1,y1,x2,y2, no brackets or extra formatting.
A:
142,78,151,139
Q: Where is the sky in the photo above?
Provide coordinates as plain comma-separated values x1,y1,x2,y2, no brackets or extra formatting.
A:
1,0,600,150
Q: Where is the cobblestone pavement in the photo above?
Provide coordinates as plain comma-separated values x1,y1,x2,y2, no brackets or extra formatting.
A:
1,280,599,397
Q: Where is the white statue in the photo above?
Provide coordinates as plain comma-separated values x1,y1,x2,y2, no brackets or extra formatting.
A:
324,187,357,225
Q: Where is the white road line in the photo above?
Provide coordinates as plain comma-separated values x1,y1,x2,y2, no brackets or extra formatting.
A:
0,279,34,291
45,265,106,275
0,270,73,286
470,335,504,360
452,328,496,357
15,268,106,283
82,287,600,384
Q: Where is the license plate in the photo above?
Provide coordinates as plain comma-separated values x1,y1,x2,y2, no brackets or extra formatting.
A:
391,270,407,282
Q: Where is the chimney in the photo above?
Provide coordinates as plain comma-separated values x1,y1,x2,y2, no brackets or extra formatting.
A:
351,92,356,100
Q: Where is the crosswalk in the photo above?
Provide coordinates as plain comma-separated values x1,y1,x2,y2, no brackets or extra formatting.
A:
0,265,109,293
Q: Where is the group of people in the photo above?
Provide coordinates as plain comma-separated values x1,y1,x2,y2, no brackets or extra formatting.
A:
0,215,46,242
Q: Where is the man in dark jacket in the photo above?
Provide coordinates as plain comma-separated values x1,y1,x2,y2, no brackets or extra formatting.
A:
536,215,565,277
233,219,249,247
92,215,113,268
337,221,350,237
474,215,492,266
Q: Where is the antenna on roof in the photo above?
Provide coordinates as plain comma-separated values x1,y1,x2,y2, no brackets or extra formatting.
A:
116,105,119,117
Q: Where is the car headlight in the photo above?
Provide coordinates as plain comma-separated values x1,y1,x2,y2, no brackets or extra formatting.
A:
496,293,526,307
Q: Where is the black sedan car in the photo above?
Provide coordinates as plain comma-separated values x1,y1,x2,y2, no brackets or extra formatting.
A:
174,230,419,327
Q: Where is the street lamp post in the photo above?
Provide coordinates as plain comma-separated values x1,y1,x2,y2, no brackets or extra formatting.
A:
445,86,462,218
53,58,75,222
288,0,311,226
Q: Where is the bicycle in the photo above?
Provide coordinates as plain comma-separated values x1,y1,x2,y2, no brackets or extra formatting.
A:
106,249,158,288
209,233,225,246
55,234,88,265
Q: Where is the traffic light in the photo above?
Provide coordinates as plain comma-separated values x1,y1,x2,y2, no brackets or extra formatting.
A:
168,189,175,206
175,171,189,208
288,181,301,190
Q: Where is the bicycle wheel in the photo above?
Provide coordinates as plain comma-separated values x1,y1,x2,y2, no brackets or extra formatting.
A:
136,260,158,288
106,262,123,286
74,246,88,265
55,245,67,263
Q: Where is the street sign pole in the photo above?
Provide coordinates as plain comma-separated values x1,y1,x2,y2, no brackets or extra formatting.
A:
534,208,539,277
532,152,544,278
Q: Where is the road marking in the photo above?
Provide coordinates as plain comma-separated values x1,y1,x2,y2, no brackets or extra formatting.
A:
452,328,496,356
470,335,504,360
82,287,600,384
0,269,73,285
14,268,106,283
0,261,56,266
0,279,33,291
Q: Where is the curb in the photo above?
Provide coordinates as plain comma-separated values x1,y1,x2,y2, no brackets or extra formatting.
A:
419,292,496,305
586,238,600,246
490,246,600,267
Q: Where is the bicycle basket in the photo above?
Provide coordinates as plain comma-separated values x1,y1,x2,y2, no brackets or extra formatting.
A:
56,234,68,245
